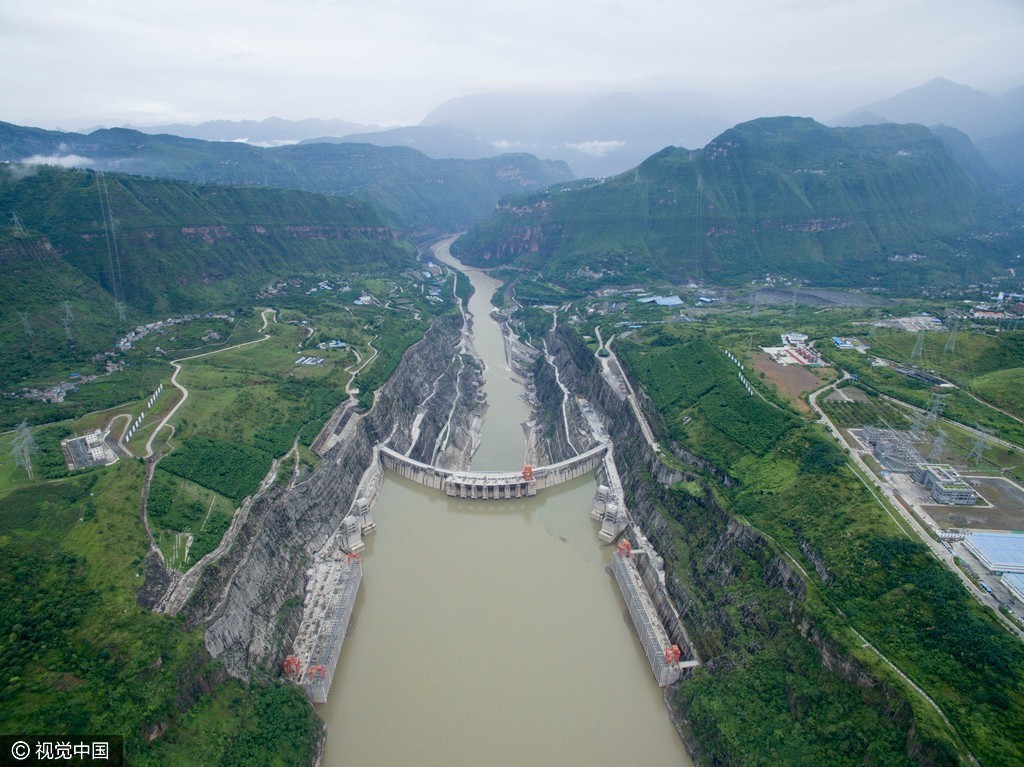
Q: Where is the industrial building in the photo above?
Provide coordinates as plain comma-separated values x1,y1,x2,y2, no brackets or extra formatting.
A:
1001,572,1024,604
964,532,1024,574
860,427,924,473
912,464,978,505
61,429,117,470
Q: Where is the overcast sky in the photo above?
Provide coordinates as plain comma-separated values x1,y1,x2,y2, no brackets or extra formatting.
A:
2,0,1022,130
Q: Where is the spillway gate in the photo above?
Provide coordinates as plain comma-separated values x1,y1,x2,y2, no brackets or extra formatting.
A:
378,443,608,499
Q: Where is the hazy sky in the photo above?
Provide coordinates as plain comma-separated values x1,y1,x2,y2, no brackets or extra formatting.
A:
2,0,1022,129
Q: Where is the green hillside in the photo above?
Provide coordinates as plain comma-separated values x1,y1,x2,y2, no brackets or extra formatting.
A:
0,121,574,231
0,165,413,392
455,118,1017,290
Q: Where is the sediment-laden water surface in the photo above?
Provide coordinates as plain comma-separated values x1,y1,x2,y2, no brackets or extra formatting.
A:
317,240,692,766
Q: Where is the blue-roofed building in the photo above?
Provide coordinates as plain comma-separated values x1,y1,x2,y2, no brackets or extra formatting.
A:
964,532,1024,574
1002,572,1024,604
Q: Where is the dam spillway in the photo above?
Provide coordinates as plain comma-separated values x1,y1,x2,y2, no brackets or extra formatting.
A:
377,442,608,499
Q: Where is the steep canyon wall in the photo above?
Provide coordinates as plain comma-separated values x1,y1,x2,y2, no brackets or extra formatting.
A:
533,323,937,765
164,313,480,678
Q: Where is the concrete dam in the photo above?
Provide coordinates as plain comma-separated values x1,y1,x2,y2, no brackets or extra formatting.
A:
284,241,697,715
378,442,608,499
286,438,696,701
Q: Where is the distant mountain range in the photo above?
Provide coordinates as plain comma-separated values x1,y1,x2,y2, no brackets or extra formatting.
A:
454,117,1019,291
833,78,1024,184
834,78,1024,139
124,117,376,146
93,79,1022,182
0,121,572,233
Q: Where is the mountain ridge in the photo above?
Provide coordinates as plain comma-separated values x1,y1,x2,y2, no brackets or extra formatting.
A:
454,117,1015,290
0,121,574,233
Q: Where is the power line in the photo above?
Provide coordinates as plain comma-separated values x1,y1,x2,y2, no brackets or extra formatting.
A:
694,174,703,284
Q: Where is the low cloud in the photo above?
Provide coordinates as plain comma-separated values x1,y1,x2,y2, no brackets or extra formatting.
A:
20,153,96,169
565,140,627,156
492,139,537,152
228,138,300,148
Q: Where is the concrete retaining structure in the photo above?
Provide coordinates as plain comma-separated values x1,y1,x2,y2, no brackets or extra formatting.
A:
290,554,362,704
612,541,695,687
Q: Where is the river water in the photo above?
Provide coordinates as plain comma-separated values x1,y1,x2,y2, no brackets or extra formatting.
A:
317,239,692,766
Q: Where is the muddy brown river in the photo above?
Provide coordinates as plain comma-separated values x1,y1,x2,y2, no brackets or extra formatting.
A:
316,238,692,766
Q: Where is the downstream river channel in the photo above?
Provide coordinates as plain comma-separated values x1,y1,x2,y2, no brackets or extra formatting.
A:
317,239,692,766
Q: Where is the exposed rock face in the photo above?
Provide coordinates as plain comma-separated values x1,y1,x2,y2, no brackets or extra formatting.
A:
161,312,481,678
533,322,936,765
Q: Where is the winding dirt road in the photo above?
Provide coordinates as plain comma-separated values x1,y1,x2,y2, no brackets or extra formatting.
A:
144,309,276,458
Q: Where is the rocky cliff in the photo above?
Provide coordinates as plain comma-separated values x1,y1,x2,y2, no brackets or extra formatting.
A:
155,312,481,678
532,322,945,766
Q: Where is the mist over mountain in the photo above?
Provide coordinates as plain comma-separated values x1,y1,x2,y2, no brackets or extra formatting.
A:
301,125,499,160
834,78,1024,139
125,117,375,146
419,90,730,177
100,79,1024,181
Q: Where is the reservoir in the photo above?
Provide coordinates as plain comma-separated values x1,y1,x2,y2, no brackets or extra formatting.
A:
317,238,693,766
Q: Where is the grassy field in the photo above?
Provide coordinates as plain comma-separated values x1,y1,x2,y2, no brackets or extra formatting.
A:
147,470,235,568
970,367,1024,420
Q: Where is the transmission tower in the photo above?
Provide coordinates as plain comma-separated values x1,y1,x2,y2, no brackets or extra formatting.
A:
97,172,128,321
910,332,924,361
926,393,947,430
60,299,74,337
17,311,33,336
967,430,990,464
10,212,26,233
944,314,960,355
928,429,946,463
11,420,39,480
910,392,946,440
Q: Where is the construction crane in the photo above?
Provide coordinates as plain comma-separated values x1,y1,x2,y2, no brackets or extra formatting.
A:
283,656,302,678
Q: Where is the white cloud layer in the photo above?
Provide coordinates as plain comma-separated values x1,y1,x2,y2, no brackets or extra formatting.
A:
566,141,628,157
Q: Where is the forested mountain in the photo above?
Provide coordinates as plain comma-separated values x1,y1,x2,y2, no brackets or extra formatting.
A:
455,117,1017,290
0,121,573,232
0,165,412,384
